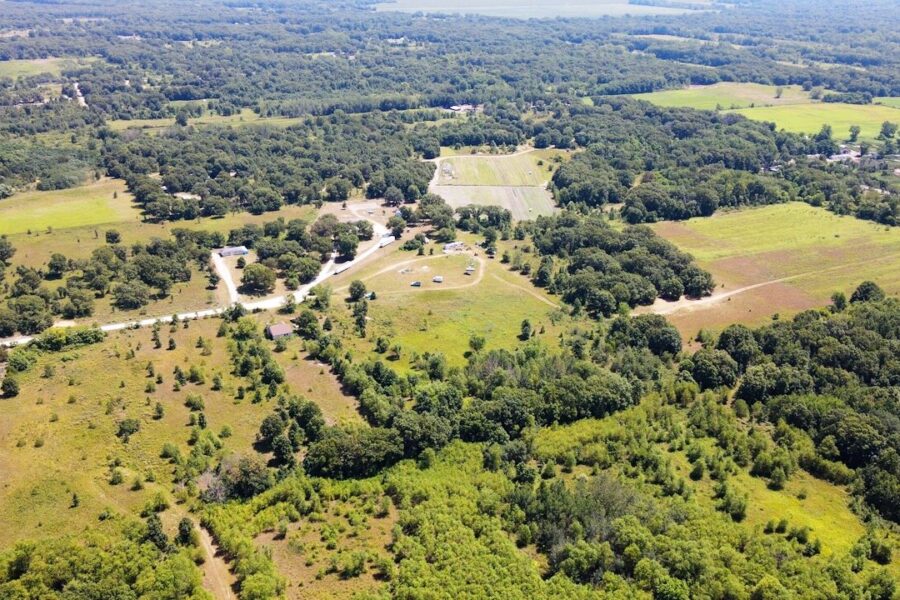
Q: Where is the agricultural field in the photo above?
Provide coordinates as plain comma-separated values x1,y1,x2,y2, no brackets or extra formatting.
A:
0,56,97,78
630,82,812,110
0,178,140,236
646,202,900,337
429,149,562,220
632,83,900,142
731,102,900,141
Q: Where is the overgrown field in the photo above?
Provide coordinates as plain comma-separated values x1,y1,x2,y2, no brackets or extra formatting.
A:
649,202,900,336
631,82,812,110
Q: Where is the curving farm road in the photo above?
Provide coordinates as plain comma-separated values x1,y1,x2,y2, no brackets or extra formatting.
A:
0,218,391,348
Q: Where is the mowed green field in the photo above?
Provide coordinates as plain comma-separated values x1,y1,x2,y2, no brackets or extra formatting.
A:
731,102,900,141
430,149,562,220
0,56,97,78
631,82,811,111
650,203,900,336
430,185,556,221
0,178,141,236
435,149,559,187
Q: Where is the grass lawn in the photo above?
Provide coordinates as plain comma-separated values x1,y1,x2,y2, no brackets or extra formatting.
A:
730,102,900,142
0,57,97,78
650,203,900,336
631,83,811,111
0,178,140,236
431,185,556,221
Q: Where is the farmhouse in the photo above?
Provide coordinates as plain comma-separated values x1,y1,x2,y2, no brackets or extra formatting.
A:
266,323,293,340
443,241,465,253
218,245,249,257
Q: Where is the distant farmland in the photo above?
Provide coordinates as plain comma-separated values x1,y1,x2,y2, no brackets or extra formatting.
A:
645,203,900,337
631,82,900,142
731,102,900,141
374,0,707,18
631,82,811,111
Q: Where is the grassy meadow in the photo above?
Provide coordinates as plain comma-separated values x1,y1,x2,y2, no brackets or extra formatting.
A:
329,234,568,370
0,312,361,553
107,108,305,132
631,82,811,111
0,319,274,546
731,102,900,141
0,178,140,237
875,97,900,109
630,82,900,142
0,56,98,78
650,202,900,335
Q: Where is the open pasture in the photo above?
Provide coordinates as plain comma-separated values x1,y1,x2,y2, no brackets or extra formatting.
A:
0,178,140,236
631,82,811,111
648,203,900,336
0,57,97,79
731,102,900,141
330,236,566,369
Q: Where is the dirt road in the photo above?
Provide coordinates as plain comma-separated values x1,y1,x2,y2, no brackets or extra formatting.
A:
199,527,236,600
